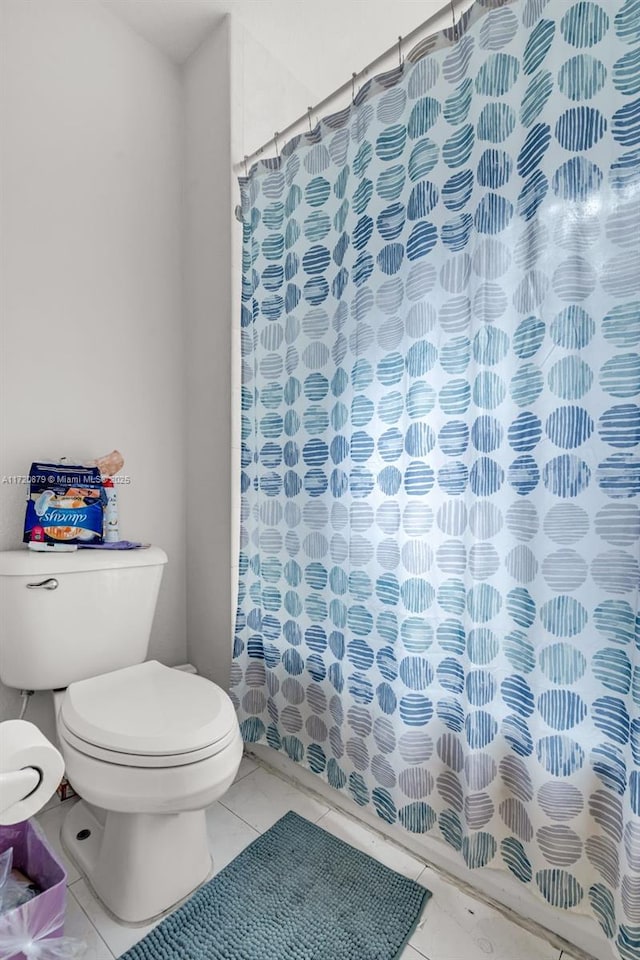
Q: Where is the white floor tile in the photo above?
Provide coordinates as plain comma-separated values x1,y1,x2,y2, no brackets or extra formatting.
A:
36,799,81,884
234,754,258,783
316,809,425,881
206,800,260,872
410,866,559,960
64,886,114,959
401,946,428,960
70,879,158,958
219,765,329,832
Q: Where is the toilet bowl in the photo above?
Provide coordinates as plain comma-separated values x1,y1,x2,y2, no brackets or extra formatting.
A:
55,660,242,923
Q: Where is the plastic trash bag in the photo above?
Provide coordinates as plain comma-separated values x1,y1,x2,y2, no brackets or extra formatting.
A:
0,899,86,959
0,848,38,914
0,821,86,960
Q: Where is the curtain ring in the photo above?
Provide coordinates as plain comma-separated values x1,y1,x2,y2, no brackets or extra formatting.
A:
274,132,280,159
450,0,458,40
398,36,403,66
352,72,357,104
307,107,313,134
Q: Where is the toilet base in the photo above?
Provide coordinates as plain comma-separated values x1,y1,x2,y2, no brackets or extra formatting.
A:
62,799,212,924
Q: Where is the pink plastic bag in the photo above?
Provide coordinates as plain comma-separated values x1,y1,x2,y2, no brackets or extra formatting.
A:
0,821,85,960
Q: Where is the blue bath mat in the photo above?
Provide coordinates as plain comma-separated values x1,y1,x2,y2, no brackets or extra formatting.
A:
119,811,430,959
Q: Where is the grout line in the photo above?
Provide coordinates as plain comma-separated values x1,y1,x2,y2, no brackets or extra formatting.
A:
219,766,330,830
232,769,254,784
251,760,332,818
411,867,434,892
217,798,262,834
233,758,258,784
214,799,262,837
315,807,425,882
406,945,431,960
68,883,115,959
218,777,265,833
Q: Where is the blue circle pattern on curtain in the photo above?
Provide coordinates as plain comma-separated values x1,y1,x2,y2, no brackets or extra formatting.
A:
231,0,640,955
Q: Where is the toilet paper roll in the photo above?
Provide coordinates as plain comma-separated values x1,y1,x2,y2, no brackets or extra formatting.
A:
0,720,64,824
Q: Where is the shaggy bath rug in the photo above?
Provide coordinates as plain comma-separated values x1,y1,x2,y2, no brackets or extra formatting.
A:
119,810,430,959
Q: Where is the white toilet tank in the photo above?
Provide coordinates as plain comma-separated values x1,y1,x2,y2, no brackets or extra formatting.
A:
0,547,167,690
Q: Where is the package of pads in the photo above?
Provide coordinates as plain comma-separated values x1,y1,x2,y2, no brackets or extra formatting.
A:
23,462,105,545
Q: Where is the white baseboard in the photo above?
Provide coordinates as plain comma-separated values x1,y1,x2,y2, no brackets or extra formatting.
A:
248,744,614,960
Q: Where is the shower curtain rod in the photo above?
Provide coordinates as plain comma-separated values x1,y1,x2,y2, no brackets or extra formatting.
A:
233,0,472,174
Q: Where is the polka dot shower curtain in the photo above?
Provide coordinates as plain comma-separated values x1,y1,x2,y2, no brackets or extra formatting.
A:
231,0,640,954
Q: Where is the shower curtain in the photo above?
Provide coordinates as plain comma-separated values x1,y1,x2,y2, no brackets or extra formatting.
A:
231,0,640,954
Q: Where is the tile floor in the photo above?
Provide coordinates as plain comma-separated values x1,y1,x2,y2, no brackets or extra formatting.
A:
36,756,574,960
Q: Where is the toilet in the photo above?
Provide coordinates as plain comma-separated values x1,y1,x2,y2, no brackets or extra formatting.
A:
0,547,242,923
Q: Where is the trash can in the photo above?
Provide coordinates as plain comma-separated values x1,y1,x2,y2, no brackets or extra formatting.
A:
0,819,84,959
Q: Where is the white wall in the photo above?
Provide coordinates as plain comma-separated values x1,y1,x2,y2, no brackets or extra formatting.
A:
232,21,316,162
182,18,233,689
0,0,186,734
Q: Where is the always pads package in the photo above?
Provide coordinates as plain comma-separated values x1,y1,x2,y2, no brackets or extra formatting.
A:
23,462,105,545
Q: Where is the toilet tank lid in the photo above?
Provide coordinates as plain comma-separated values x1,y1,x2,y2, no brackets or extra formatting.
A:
0,546,168,576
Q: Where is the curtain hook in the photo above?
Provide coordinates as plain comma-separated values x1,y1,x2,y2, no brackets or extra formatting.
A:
307,107,313,134
243,155,248,178
352,72,357,104
450,0,458,40
274,132,280,159
398,35,403,66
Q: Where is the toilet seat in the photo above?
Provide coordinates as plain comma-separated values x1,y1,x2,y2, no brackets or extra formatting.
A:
59,660,238,768
58,718,238,767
